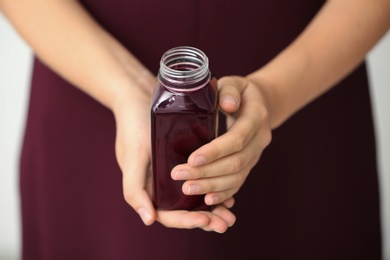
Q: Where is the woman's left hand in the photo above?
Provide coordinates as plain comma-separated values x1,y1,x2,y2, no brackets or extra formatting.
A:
171,76,273,207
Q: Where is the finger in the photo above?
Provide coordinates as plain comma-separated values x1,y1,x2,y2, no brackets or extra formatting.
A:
157,206,235,233
187,115,258,168
172,131,261,180
201,164,254,205
218,76,247,113
181,137,262,204
211,204,236,227
173,145,252,180
222,197,235,208
121,149,156,226
183,163,254,205
187,119,256,167
157,207,234,233
188,86,269,167
156,210,210,229
198,205,235,233
183,173,241,197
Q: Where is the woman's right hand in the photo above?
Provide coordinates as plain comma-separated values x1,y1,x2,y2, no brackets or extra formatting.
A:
113,84,236,233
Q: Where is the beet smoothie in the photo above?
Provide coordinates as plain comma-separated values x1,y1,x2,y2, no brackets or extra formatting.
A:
151,46,218,210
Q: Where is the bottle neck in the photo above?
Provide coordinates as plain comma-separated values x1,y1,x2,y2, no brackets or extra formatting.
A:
158,46,211,92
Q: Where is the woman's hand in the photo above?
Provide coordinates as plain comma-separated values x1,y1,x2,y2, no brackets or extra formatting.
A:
113,85,236,233
171,76,273,208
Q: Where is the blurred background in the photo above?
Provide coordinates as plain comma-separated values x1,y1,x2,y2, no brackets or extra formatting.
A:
1,13,390,260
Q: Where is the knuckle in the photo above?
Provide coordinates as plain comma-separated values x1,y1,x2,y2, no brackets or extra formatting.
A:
253,102,269,122
208,139,222,160
264,130,272,146
123,195,133,206
230,157,244,172
235,172,246,186
259,105,269,120
198,167,208,179
251,153,261,167
208,183,217,192
123,190,136,206
232,133,246,152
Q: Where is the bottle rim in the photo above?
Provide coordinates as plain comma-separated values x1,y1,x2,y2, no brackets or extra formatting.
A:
159,46,210,91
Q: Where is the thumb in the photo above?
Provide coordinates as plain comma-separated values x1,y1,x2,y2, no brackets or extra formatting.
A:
217,76,246,114
121,149,156,226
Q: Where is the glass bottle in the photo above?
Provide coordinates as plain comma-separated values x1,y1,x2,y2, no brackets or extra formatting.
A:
151,46,218,210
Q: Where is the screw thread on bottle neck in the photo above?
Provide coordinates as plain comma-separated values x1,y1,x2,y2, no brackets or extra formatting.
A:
158,46,210,92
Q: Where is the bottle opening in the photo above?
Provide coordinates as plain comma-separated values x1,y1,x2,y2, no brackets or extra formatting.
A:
159,46,210,92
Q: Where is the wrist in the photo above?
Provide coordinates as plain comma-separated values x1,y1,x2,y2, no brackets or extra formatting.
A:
246,72,284,129
111,79,156,118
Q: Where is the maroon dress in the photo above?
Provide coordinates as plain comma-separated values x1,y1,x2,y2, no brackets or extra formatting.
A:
20,0,382,259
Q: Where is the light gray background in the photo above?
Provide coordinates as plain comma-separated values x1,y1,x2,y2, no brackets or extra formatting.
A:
1,13,389,260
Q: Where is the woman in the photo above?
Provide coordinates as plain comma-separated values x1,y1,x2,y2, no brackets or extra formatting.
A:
1,0,389,259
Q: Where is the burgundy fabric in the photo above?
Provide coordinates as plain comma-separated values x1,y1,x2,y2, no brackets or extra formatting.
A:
20,1,382,259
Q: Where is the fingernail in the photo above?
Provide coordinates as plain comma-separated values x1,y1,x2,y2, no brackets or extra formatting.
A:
221,96,238,108
187,185,200,195
191,156,206,166
209,196,219,205
174,170,190,180
138,207,152,225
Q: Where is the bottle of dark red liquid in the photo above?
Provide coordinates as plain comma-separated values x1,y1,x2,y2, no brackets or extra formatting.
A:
151,46,218,211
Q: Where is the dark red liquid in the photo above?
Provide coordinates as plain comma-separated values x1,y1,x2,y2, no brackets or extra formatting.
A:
151,78,218,210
